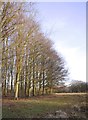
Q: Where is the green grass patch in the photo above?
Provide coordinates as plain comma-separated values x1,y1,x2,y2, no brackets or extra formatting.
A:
2,93,87,118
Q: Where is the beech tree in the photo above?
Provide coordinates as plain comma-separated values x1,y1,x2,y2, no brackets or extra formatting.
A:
0,2,68,99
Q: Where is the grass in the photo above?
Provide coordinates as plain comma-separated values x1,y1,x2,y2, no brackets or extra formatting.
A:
2,93,87,118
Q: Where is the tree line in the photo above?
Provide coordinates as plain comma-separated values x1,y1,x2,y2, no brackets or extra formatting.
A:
0,2,68,99
54,81,88,93
68,81,88,93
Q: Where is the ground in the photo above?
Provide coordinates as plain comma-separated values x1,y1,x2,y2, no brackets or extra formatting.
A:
2,93,88,119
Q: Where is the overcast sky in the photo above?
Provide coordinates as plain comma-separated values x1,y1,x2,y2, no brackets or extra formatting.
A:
37,2,86,82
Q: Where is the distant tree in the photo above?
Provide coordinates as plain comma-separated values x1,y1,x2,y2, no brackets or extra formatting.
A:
68,80,87,93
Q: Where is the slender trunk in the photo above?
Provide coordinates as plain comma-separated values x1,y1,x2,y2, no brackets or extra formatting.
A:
7,73,10,96
20,75,23,97
32,79,35,96
11,69,13,96
38,72,42,95
32,57,35,96
15,73,20,100
39,81,41,95
42,70,45,95
28,64,31,97
25,80,27,97
15,82,19,100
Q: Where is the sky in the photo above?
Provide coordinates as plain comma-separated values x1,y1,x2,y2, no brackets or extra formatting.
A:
37,2,86,83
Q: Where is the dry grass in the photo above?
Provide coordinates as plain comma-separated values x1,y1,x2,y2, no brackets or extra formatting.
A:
2,93,87,118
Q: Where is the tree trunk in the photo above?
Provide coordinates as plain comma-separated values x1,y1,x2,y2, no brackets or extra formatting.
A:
15,73,20,100
42,70,45,95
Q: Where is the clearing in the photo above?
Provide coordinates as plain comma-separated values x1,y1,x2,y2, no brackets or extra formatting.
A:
2,93,87,118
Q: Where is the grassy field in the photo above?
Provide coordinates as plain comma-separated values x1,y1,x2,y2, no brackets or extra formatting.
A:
2,93,87,118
